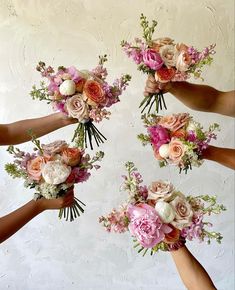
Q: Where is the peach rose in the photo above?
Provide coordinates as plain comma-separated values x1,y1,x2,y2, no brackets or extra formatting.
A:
83,80,106,106
168,139,185,163
62,148,82,166
26,156,45,181
175,43,192,72
151,37,175,52
155,67,176,83
171,129,186,139
158,113,190,132
164,225,181,244
76,78,87,93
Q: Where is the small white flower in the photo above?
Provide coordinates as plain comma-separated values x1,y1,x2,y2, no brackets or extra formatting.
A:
155,200,175,223
159,144,170,158
59,79,76,96
186,120,200,132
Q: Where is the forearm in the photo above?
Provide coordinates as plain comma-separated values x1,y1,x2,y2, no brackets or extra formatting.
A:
0,112,75,145
203,146,235,170
0,200,43,243
171,246,216,290
169,82,221,111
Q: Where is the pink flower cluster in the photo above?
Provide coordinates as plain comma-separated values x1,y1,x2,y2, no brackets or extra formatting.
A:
122,36,216,83
7,140,103,199
140,113,219,172
32,60,131,124
99,163,224,252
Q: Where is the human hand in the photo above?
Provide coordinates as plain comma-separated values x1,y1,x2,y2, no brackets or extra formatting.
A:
36,186,75,212
56,112,78,126
144,75,172,96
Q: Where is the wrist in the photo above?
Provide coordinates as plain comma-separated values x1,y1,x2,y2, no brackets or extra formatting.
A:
34,199,47,213
167,237,186,252
56,112,77,126
202,145,216,161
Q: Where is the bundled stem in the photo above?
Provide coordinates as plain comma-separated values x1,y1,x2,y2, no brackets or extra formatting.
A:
72,120,107,150
139,91,167,114
58,197,86,222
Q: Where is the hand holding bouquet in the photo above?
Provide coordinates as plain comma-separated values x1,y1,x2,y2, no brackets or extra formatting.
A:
5,134,104,221
99,162,225,256
121,14,216,113
30,56,131,149
138,113,220,173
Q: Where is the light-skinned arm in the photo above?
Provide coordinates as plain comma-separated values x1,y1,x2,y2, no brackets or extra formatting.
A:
0,112,77,145
0,188,74,244
144,75,235,117
171,246,216,290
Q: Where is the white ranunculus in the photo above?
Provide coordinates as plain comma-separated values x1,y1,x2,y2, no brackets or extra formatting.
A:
41,160,71,185
65,94,90,122
155,201,175,223
59,79,76,96
159,144,170,158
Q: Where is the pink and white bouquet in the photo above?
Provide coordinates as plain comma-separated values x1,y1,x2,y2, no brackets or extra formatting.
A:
5,135,104,221
99,162,225,255
138,113,220,173
30,56,131,149
121,14,216,113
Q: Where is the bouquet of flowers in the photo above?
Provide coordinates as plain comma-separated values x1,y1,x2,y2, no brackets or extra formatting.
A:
30,56,131,149
138,113,219,173
99,162,225,256
121,14,216,113
5,134,104,221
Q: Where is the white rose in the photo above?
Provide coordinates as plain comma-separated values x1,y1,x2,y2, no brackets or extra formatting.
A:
175,51,190,72
59,79,76,96
155,201,175,223
159,144,170,158
159,45,178,67
65,94,90,122
42,160,71,185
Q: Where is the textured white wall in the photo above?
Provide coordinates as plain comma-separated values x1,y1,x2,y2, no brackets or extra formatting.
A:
0,0,234,289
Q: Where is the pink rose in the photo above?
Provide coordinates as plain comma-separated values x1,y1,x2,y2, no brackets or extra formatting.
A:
26,156,45,181
148,125,170,150
62,148,82,166
148,180,175,201
127,204,172,248
170,196,193,230
65,94,90,122
158,113,190,132
41,140,68,156
143,49,164,70
168,139,186,164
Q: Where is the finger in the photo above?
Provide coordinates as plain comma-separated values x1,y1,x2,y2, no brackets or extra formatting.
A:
143,91,149,97
145,86,157,94
148,74,156,83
